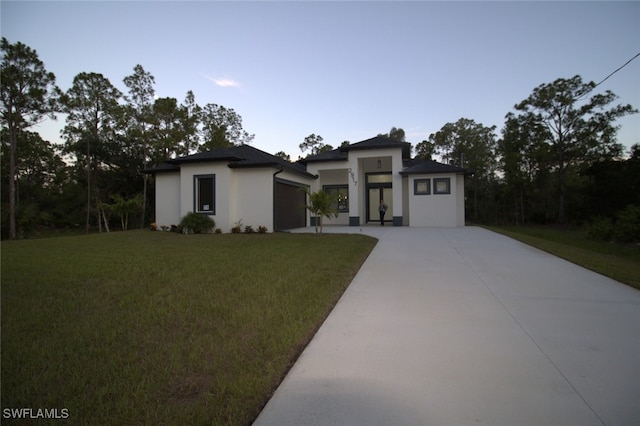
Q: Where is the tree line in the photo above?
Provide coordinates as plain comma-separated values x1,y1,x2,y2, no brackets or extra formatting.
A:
296,81,638,232
2,38,638,239
1,38,253,239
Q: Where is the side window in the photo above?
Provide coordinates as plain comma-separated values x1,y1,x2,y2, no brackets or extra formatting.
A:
433,178,451,194
194,174,215,214
414,179,430,195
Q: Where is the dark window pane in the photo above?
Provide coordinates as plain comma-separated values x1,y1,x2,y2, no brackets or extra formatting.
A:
198,177,214,211
433,178,451,194
414,179,430,195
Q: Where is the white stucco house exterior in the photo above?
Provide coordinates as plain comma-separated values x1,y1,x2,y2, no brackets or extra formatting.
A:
146,136,468,232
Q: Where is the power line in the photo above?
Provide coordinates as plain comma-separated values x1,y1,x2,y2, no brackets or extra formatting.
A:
577,51,640,100
594,51,640,88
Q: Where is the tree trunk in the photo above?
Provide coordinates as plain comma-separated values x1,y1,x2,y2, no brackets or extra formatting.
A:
86,143,91,234
473,181,478,222
101,207,110,232
97,197,102,233
556,128,566,224
558,162,566,224
8,125,17,239
520,188,525,225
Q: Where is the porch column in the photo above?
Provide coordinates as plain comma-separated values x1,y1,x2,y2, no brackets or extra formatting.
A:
347,158,359,226
392,153,403,226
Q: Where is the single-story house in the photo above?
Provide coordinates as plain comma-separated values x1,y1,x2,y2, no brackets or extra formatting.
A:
146,136,468,231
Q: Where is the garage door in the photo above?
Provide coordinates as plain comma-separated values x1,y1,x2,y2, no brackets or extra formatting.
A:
274,181,307,231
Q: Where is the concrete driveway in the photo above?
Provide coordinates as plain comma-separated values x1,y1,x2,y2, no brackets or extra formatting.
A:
253,227,640,425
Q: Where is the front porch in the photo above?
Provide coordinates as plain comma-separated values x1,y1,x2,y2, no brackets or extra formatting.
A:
310,150,407,227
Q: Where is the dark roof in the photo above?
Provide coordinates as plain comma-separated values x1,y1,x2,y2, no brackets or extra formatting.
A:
298,148,347,164
144,162,180,173
302,136,412,163
146,145,315,178
342,136,412,159
144,140,468,178
401,159,467,175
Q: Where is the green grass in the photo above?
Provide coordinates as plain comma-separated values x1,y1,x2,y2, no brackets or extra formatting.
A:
1,230,377,425
486,225,640,290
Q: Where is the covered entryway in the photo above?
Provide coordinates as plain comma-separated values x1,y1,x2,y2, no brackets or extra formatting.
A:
366,173,393,224
367,187,393,224
274,180,307,231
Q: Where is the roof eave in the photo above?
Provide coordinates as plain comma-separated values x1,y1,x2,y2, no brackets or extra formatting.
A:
300,156,348,164
167,156,243,165
400,169,468,176
229,162,317,179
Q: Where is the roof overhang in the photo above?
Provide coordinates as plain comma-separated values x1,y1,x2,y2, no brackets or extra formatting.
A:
228,162,317,179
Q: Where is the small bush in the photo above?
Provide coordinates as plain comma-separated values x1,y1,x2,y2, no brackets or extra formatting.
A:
258,225,268,234
244,225,254,234
613,204,640,243
214,228,222,234
150,222,158,231
231,219,243,234
587,216,614,241
178,212,215,234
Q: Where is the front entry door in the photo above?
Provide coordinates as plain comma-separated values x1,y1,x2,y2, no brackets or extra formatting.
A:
368,187,393,223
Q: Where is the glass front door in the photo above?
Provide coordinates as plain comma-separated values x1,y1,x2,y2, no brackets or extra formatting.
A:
368,187,393,223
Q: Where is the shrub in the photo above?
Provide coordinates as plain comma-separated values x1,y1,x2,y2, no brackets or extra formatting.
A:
244,225,254,234
214,228,222,234
586,216,614,241
150,222,158,231
258,225,268,234
178,212,215,234
613,204,640,243
231,219,243,234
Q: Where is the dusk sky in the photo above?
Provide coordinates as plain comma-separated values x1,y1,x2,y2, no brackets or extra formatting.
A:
2,1,639,159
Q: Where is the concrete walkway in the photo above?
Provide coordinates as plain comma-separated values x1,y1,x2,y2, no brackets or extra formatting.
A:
253,227,640,426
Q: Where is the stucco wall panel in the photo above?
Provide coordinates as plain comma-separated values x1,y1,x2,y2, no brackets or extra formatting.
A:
179,163,232,231
154,172,180,227
408,174,462,227
231,168,274,231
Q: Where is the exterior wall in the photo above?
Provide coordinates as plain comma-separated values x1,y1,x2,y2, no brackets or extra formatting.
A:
306,161,348,191
179,162,232,231
407,173,464,227
155,149,465,231
154,172,181,227
347,155,360,225
402,176,410,226
155,163,314,233
230,168,275,232
456,175,465,226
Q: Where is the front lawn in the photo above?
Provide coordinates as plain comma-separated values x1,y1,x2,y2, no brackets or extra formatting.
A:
1,230,377,425
486,225,640,290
